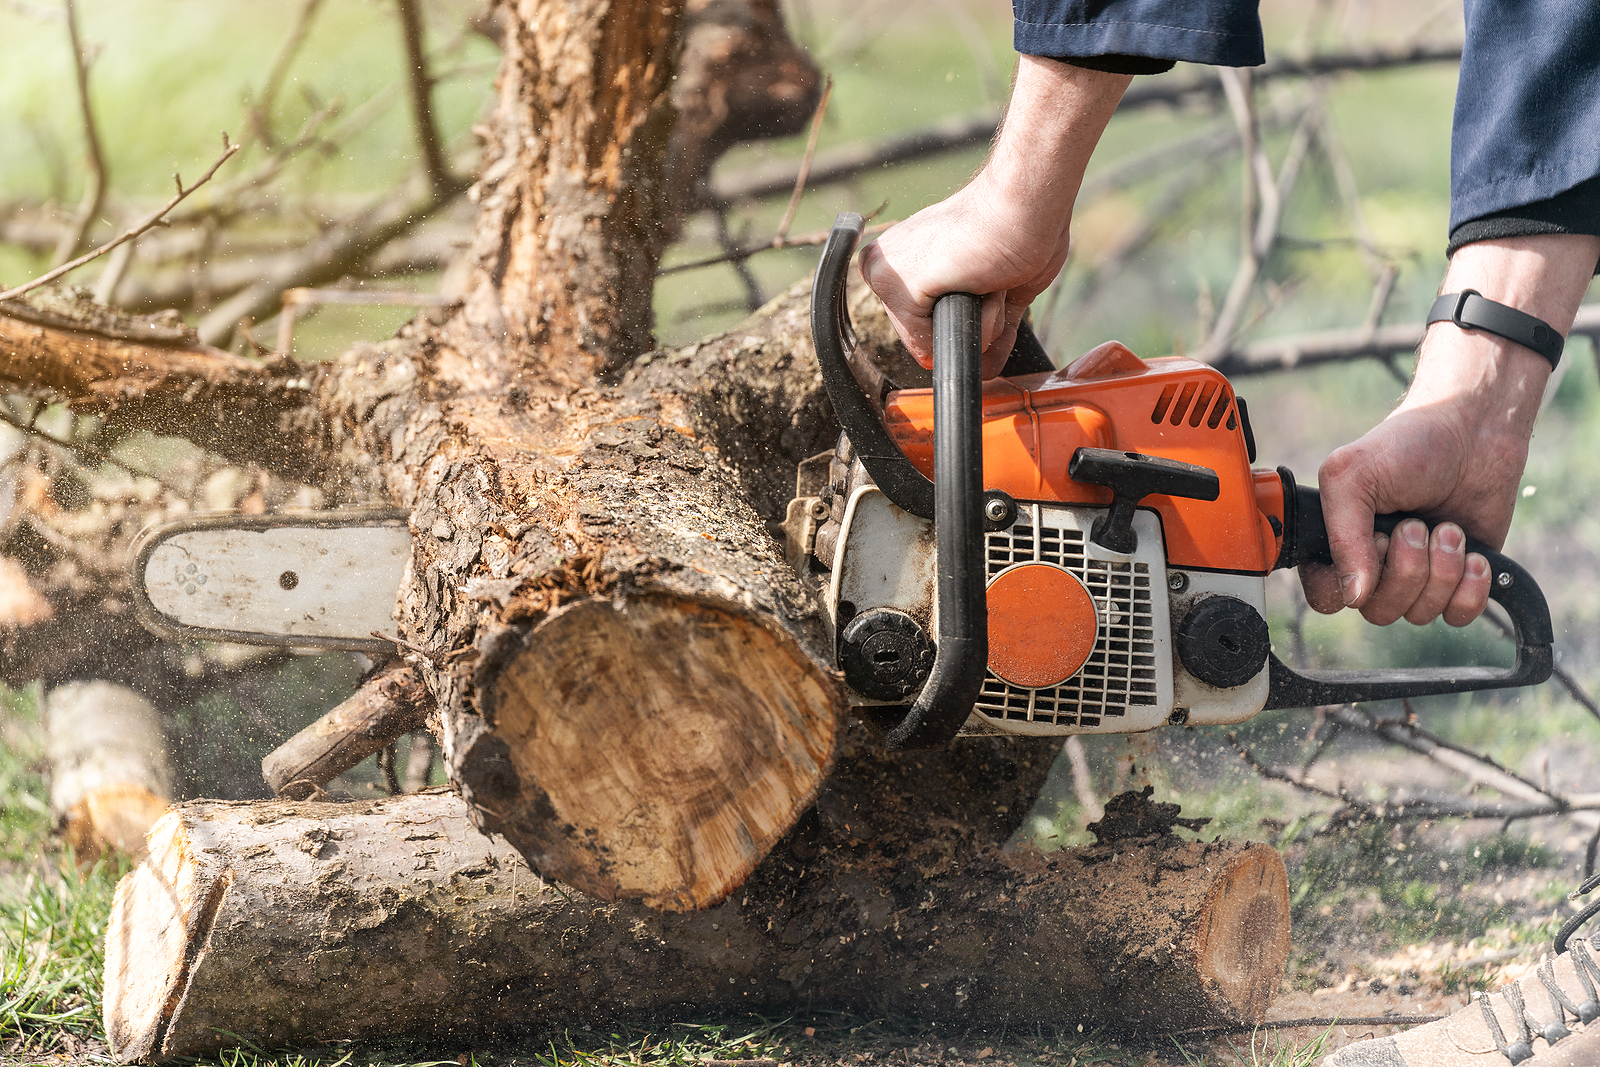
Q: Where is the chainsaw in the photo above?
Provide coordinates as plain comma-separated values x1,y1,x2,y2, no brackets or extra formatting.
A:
787,212,1554,750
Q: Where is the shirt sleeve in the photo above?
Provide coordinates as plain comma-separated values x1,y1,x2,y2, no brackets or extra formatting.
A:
1450,0,1600,233
1013,0,1264,69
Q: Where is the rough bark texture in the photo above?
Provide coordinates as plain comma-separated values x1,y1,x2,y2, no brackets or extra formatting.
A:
105,738,1288,1063
470,0,684,379
261,663,432,797
0,292,324,482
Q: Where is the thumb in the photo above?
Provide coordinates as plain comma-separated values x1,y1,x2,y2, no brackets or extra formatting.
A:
1320,477,1383,608
979,290,1007,354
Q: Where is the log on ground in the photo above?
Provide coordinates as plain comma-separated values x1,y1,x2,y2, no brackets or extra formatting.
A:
105,744,1288,1062
45,680,172,861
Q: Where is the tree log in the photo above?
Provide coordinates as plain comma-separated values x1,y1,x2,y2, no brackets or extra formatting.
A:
105,748,1288,1063
45,680,172,862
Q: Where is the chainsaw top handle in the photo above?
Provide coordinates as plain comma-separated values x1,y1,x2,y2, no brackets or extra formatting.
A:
1266,476,1554,709
811,212,987,749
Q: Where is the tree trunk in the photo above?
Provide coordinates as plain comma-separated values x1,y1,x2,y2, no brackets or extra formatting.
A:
105,749,1289,1063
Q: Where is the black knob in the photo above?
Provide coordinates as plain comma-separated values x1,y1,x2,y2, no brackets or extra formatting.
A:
1176,596,1269,689
840,609,936,702
1069,447,1219,553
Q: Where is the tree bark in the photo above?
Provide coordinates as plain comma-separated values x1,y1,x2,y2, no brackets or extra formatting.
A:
105,748,1288,1063
260,662,432,797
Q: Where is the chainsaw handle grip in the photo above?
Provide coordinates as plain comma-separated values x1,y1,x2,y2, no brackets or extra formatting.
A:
810,214,989,749
1265,480,1553,710
883,290,989,751
811,213,936,521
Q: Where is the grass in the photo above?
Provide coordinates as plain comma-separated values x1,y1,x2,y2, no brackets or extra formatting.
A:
0,854,123,1058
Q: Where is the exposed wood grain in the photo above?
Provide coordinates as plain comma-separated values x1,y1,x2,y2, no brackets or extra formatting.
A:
45,680,173,862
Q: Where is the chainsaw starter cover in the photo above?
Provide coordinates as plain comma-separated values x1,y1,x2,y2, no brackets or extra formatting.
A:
984,562,1099,690
1175,595,1270,689
839,609,936,702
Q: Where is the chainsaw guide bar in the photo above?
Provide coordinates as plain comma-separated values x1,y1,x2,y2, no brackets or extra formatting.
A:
131,510,412,652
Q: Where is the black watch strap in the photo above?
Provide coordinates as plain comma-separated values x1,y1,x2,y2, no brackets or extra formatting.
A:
1426,290,1564,368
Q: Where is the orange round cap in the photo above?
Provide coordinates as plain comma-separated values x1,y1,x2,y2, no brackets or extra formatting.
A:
985,563,1098,689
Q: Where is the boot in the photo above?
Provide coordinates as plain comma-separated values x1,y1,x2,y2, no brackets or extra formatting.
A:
1323,876,1600,1067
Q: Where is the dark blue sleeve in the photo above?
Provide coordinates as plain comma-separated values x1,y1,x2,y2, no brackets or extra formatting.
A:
1451,0,1600,229
1013,0,1264,68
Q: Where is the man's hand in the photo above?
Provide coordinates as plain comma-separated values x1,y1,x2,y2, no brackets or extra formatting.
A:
1303,233,1599,626
858,57,1130,377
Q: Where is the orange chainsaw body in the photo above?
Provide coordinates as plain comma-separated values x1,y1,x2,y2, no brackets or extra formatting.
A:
881,341,1287,575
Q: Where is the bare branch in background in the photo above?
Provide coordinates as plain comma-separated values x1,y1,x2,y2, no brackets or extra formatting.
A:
712,41,1463,208
192,176,455,345
1212,303,1600,376
1197,87,1316,361
658,215,892,278
248,0,325,150
275,285,458,355
773,74,833,245
52,0,108,266
396,0,459,199
1480,607,1600,726
1231,695,1600,832
0,136,240,302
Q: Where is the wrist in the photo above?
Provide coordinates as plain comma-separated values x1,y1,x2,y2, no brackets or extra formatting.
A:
982,56,1129,216
1407,233,1597,431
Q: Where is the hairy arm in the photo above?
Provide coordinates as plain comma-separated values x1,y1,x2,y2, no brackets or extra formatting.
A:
859,56,1130,377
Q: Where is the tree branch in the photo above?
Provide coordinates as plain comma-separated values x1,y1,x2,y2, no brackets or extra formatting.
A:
1212,303,1600,374
396,0,458,200
248,0,325,150
0,137,239,302
710,41,1464,206
52,0,108,267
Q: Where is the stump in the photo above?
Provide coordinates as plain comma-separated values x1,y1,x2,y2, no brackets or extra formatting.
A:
45,680,172,862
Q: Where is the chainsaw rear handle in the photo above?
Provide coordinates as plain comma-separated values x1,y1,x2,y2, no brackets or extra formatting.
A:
1265,477,1554,709
811,212,987,749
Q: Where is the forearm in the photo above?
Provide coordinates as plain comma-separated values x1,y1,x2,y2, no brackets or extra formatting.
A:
1404,234,1600,445
977,56,1132,226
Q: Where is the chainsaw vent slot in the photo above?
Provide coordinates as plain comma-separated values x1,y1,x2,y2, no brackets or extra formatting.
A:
976,511,1159,729
1188,383,1218,427
1150,385,1177,424
1207,391,1232,429
1167,382,1198,425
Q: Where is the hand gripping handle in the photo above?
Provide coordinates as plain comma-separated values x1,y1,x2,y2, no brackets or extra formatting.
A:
810,213,988,749
810,213,937,520
1265,480,1554,709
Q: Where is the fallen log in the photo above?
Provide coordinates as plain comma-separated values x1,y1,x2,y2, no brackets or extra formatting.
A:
104,734,1289,1063
45,680,173,862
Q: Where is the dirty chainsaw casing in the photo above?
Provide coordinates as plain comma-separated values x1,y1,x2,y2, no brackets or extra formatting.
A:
789,213,1553,748
790,343,1280,737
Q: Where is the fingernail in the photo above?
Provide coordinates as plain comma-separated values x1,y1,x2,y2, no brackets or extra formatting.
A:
1467,554,1488,579
1403,521,1427,549
1439,525,1463,554
1339,572,1362,605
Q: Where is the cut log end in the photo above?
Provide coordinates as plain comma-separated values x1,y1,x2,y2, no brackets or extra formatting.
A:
472,592,839,911
1194,844,1292,1024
